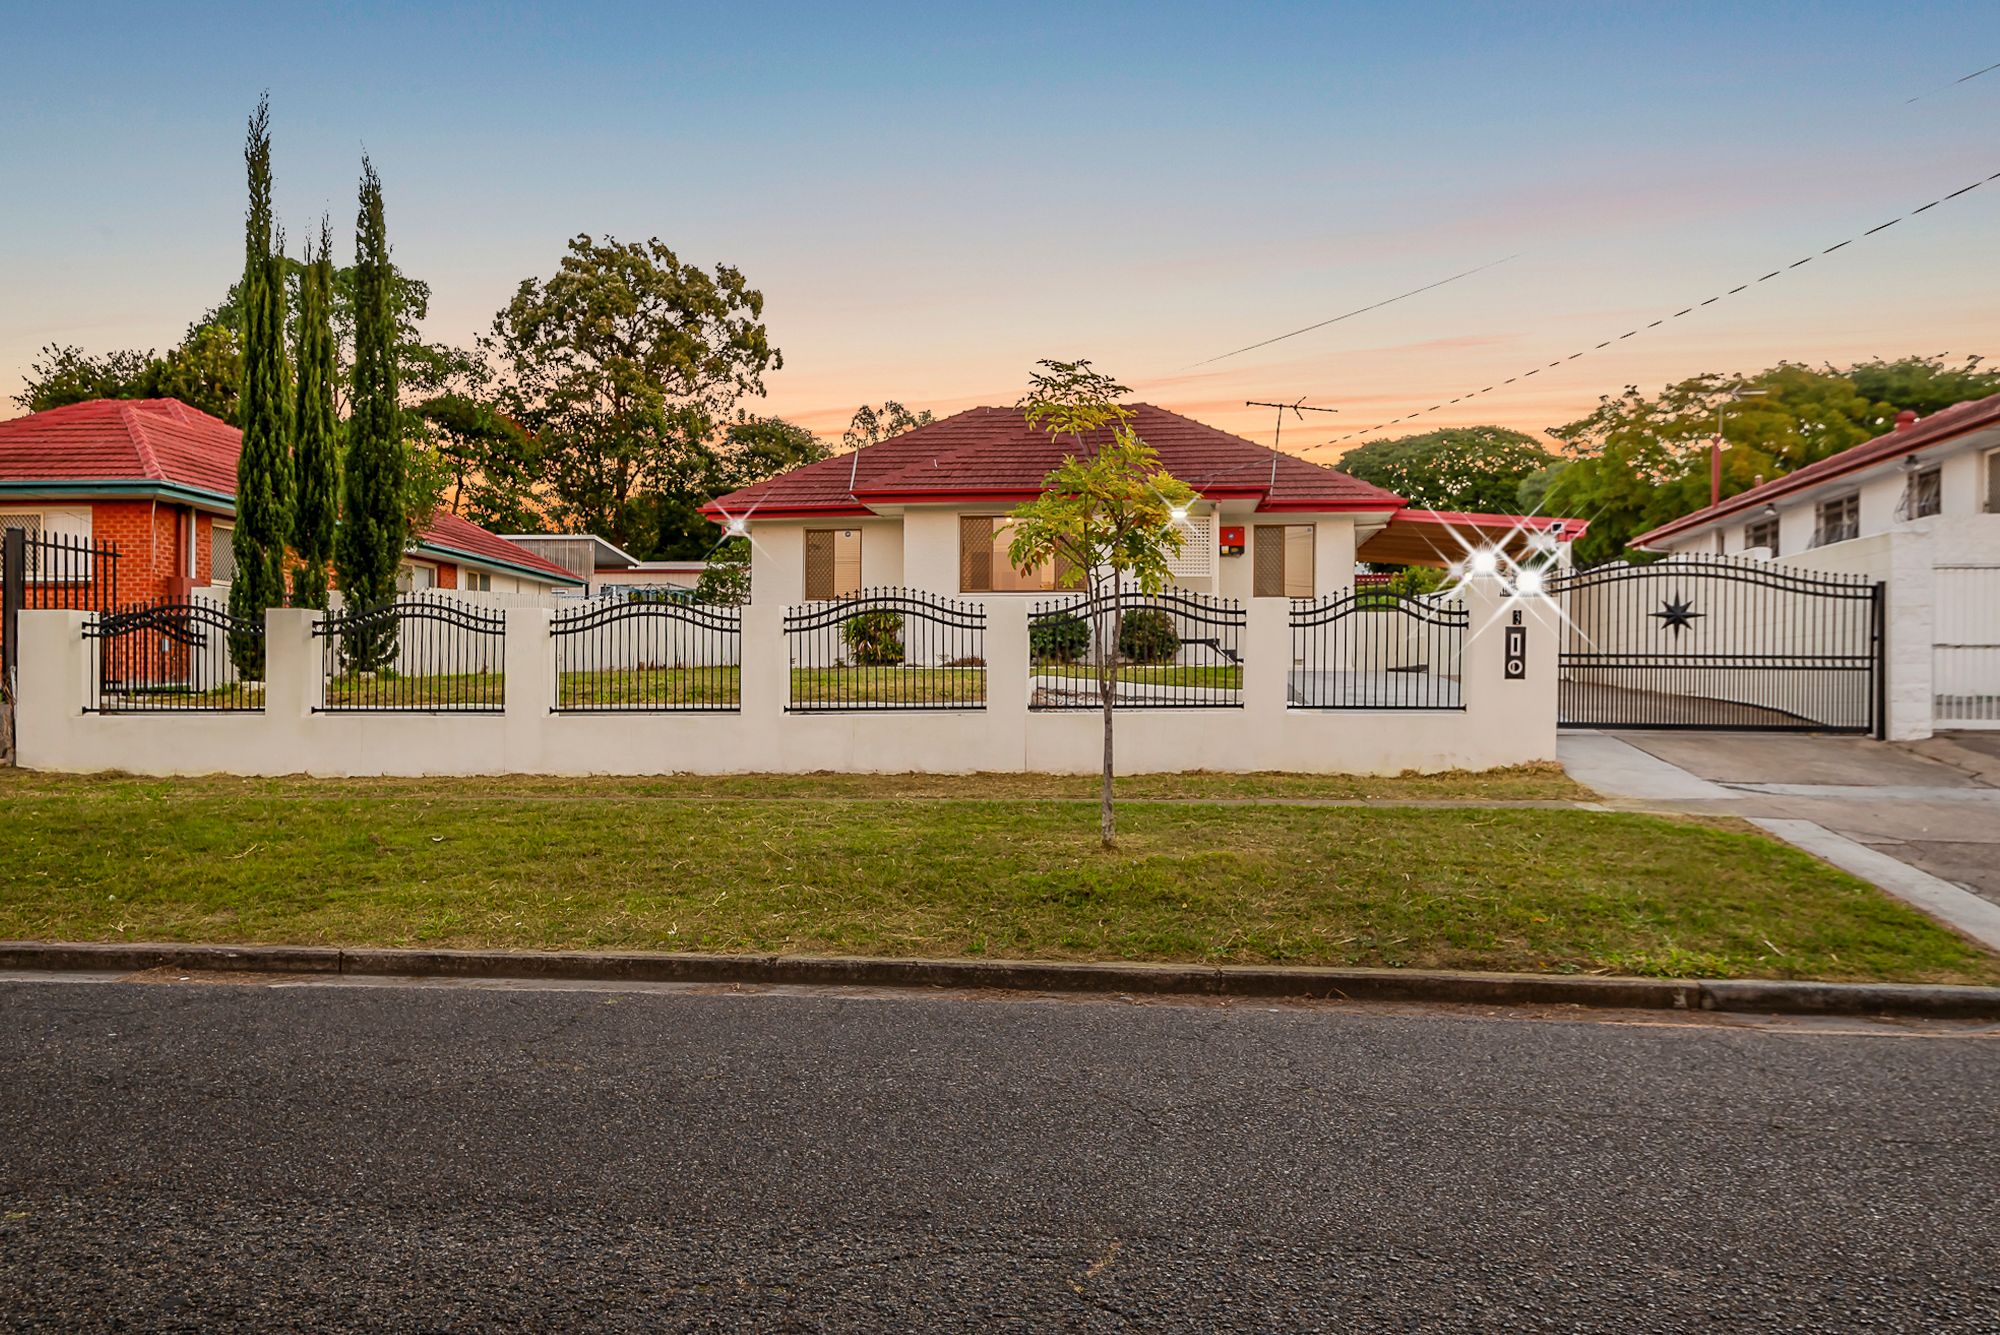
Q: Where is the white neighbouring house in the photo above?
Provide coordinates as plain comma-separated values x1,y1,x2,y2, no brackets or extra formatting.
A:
1635,394,2000,734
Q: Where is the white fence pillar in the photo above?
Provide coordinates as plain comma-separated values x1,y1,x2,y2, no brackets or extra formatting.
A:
1883,540,1932,741
504,607,554,769
263,608,318,721
1460,577,1558,762
1244,599,1291,730
739,602,787,721
14,610,90,766
985,598,1031,713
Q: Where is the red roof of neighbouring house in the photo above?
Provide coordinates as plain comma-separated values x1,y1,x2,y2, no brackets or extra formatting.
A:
702,404,1405,520
1633,391,2000,547
0,396,242,497
0,397,581,585
410,509,582,583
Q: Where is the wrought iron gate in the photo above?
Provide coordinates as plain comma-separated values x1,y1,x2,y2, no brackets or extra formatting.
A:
1547,557,1883,735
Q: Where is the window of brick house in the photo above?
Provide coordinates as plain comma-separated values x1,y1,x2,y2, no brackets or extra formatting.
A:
804,528,862,600
1252,524,1315,597
209,522,235,585
2,507,92,581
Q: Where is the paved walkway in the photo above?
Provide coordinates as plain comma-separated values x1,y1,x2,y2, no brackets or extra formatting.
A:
1560,731,2000,951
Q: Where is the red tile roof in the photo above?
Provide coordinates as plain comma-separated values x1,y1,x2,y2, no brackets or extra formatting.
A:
410,509,582,583
1634,391,2000,547
0,397,580,585
703,404,1404,519
0,397,241,497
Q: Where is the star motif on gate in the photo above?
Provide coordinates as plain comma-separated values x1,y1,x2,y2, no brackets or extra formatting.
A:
1650,596,1703,635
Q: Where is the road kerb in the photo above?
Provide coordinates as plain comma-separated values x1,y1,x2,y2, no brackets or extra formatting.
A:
6,940,2000,1017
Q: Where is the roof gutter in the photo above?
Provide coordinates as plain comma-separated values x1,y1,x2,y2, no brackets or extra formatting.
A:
0,479,238,512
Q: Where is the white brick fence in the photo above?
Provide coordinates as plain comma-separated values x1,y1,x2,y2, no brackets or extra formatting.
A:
14,579,1558,776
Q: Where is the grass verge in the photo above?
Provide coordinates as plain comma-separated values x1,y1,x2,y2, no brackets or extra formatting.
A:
0,773,1990,984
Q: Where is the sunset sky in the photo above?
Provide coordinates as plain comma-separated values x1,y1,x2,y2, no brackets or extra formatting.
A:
6,1,2000,462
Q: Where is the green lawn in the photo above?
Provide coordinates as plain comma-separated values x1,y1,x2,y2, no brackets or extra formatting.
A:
557,667,739,709
0,771,1990,984
1033,664,1244,689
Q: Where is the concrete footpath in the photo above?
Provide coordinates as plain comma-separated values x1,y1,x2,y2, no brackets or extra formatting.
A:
1560,731,2000,953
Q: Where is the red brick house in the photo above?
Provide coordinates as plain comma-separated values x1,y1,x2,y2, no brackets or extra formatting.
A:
0,397,582,603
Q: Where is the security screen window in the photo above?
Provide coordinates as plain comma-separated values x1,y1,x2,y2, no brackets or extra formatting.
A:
1743,516,1779,554
1812,494,1859,547
1904,466,1942,520
958,516,1064,592
1252,524,1315,597
804,527,862,600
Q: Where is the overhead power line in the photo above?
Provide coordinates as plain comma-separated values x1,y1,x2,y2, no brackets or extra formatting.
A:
1311,164,2000,453
1904,58,2000,105
1182,254,1518,369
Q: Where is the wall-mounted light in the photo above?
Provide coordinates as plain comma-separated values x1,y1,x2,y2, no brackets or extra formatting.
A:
1760,504,1777,519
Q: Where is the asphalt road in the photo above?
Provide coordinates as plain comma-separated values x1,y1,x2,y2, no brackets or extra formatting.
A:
2,977,1996,1333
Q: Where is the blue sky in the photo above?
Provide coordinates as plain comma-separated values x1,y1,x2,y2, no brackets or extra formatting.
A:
6,1,1999,453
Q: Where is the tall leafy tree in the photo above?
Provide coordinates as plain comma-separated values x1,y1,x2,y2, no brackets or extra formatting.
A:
291,217,339,609
1335,426,1553,513
1005,360,1196,849
228,96,293,675
336,156,407,661
489,234,781,552
1546,355,2000,564
843,401,933,451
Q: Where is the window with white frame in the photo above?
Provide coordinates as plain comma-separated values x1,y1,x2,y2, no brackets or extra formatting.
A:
1986,448,2000,514
1898,465,1942,520
1743,515,1780,554
210,522,236,584
1,507,92,581
1812,494,1859,547
1252,524,1314,597
803,528,862,600
464,570,493,592
958,515,1068,592
395,561,438,592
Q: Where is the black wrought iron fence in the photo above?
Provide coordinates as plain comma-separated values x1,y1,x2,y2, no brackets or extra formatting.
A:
3,528,122,682
314,595,506,712
1028,590,1244,710
84,601,263,712
1289,592,1466,710
784,588,986,711
552,597,741,712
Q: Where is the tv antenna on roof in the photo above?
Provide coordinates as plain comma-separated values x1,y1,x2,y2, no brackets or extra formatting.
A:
1246,399,1339,487
1246,398,1339,454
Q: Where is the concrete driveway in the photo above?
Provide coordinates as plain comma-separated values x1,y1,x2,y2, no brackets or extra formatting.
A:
1561,730,2000,940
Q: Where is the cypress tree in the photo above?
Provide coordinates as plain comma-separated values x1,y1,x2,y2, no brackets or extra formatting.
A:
335,155,407,667
291,217,338,609
228,94,293,676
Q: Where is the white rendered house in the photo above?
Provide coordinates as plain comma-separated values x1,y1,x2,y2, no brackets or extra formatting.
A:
1635,394,2000,734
